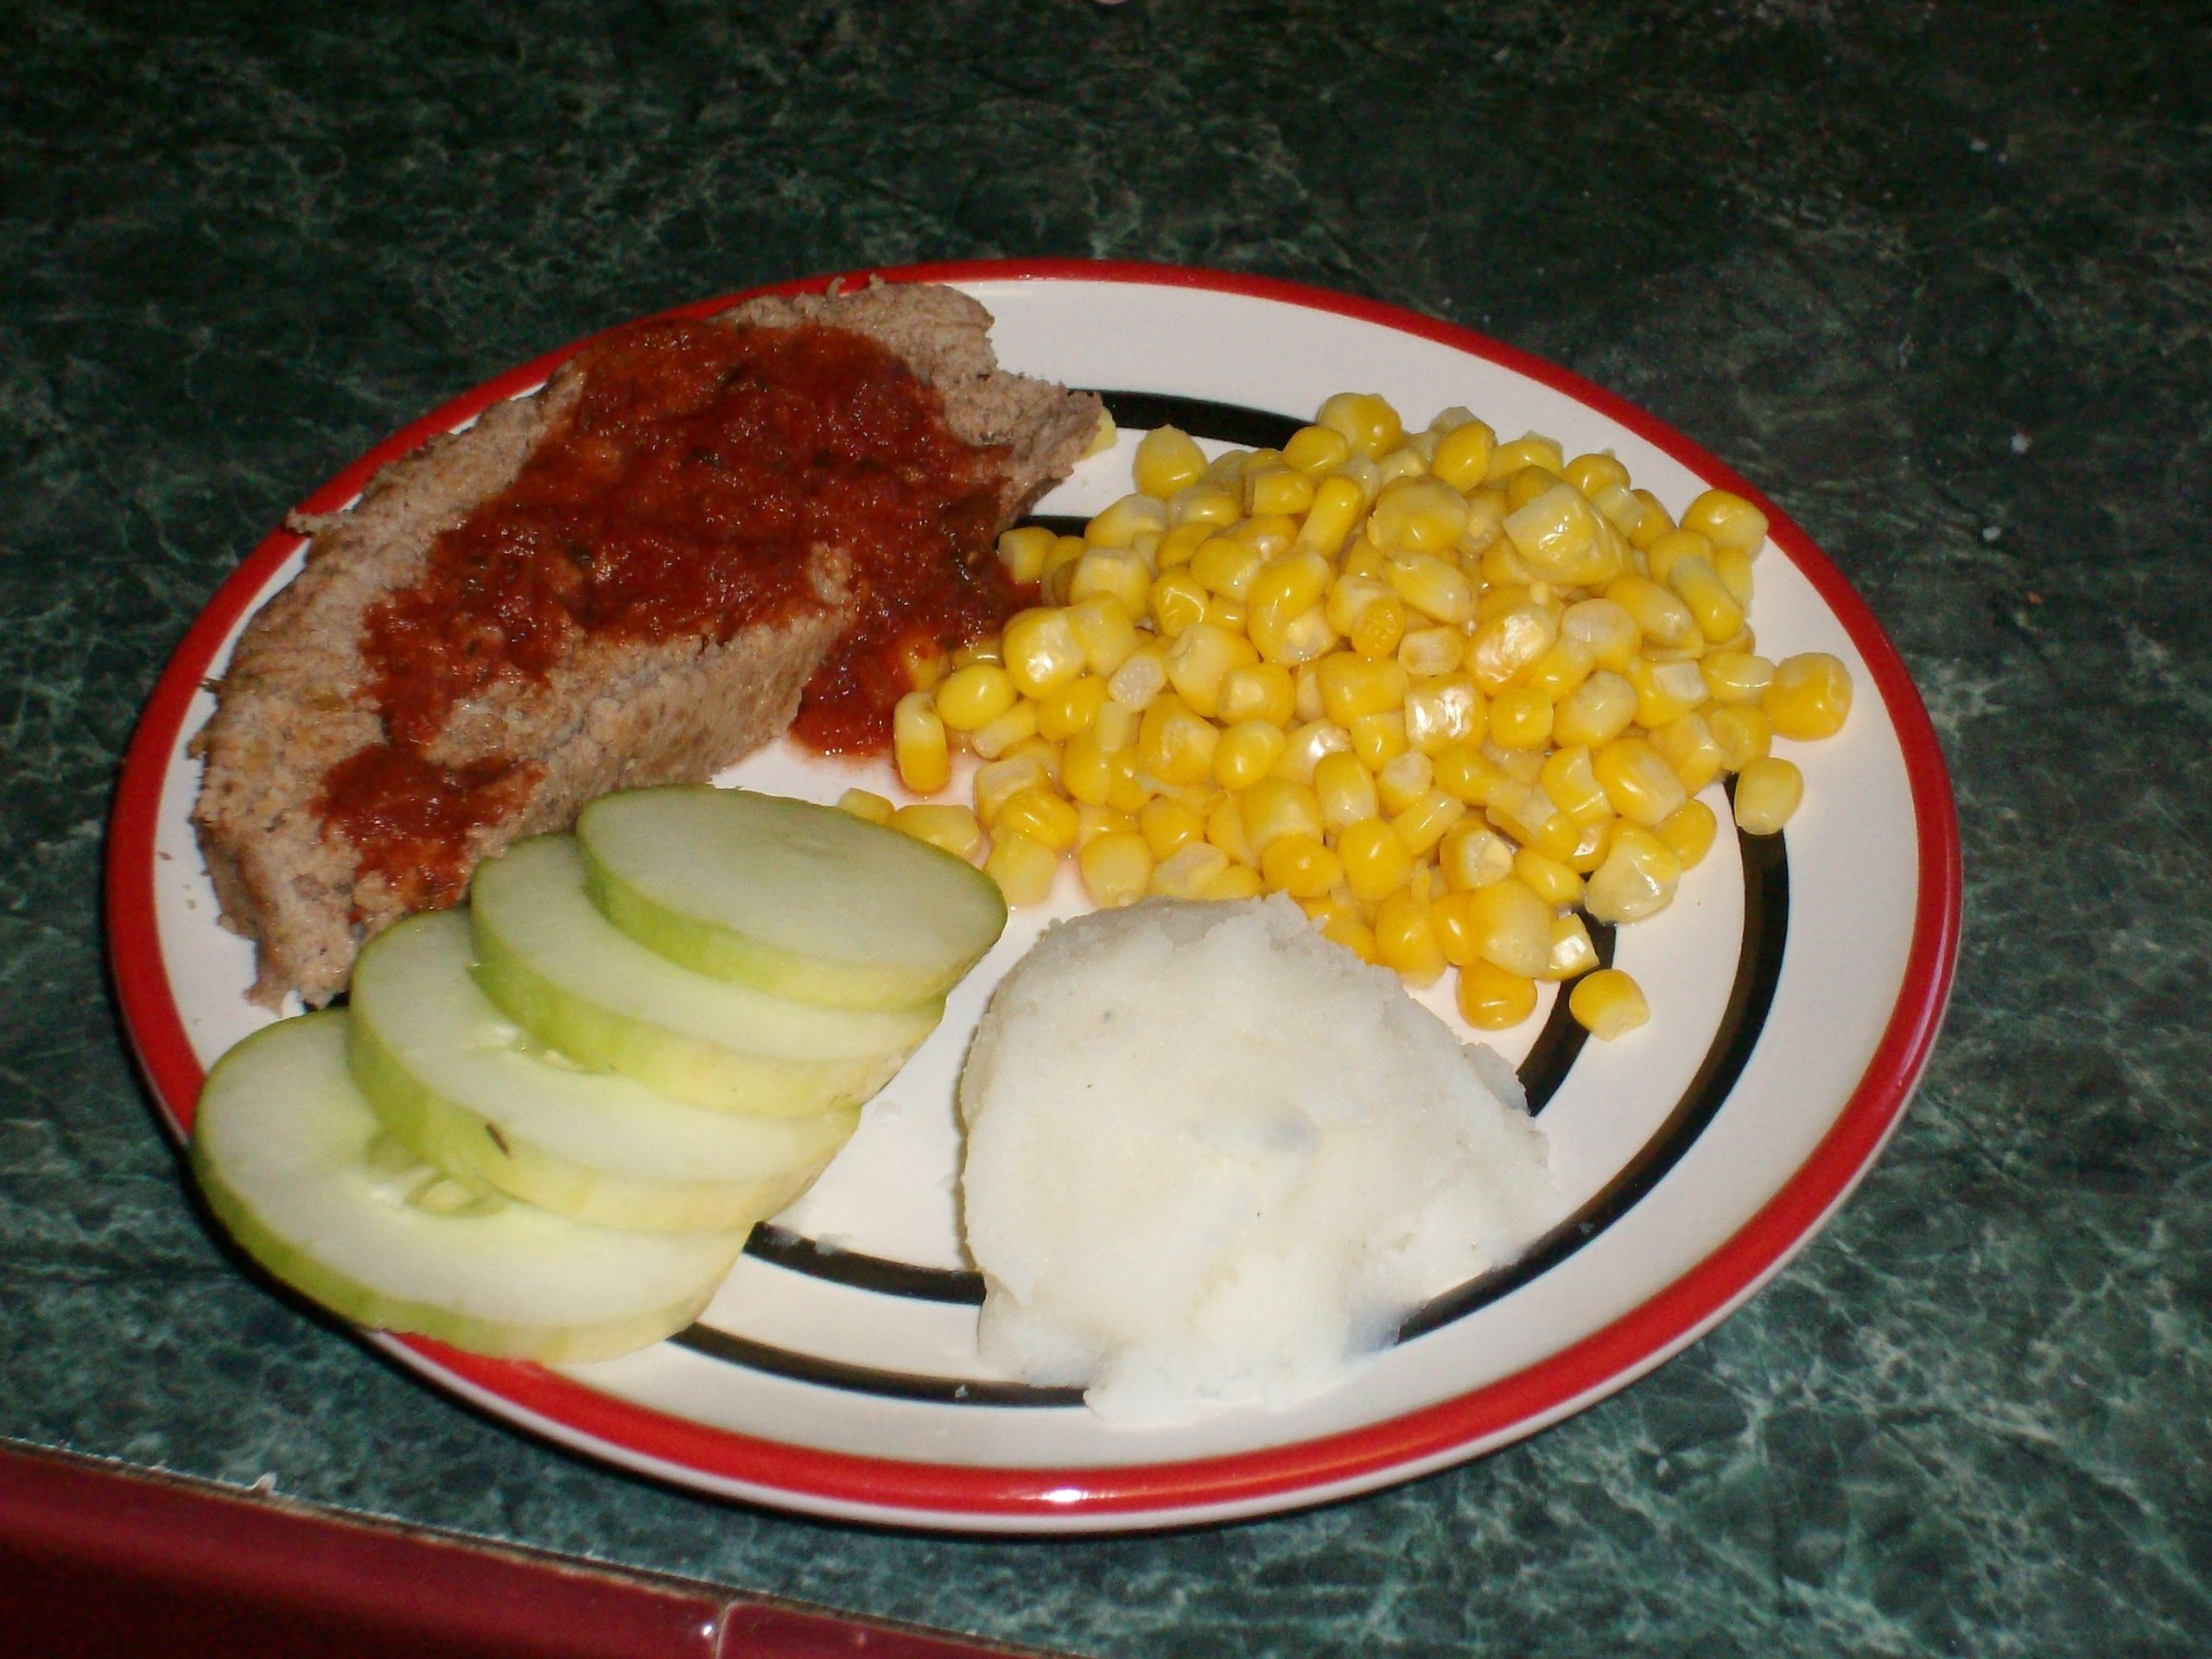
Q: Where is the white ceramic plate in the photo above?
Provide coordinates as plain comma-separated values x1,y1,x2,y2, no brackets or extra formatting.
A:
111,261,1960,1533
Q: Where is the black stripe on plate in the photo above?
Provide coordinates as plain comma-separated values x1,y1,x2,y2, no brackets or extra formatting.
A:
1095,391,1305,452
670,1324,1083,1408
743,1224,982,1306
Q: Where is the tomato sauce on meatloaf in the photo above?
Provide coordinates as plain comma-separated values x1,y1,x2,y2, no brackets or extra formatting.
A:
321,317,1029,910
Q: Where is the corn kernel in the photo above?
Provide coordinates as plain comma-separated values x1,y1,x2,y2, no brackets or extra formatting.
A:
1037,531,1087,592
1206,594,1248,632
1136,795,1205,861
1084,493,1170,550
998,607,1083,699
1762,652,1853,740
1060,729,1114,805
1241,776,1323,857
1075,802,1136,846
1282,423,1352,474
1348,709,1408,772
995,524,1058,585
1628,488,1676,549
934,662,1018,732
1327,817,1406,902
1624,653,1710,729
1454,876,1554,977
1487,781,1579,863
1138,694,1219,785
969,699,1037,760
1078,830,1153,907
1313,750,1379,831
985,830,1058,906
1166,480,1239,528
1370,480,1472,552
1606,574,1698,650
1349,593,1406,659
1658,798,1719,869
1274,718,1352,784
1247,465,1315,518
893,692,951,794
1373,889,1446,985
1373,750,1433,817
1592,735,1690,826
1552,670,1639,748
1522,635,1594,703
1227,512,1299,559
1734,756,1804,834
1203,864,1267,901
1107,643,1169,709
1148,570,1210,638
1566,813,1614,874
1434,744,1510,809
1484,434,1567,485
1104,747,1152,815
1248,603,1339,667
1403,673,1485,753
1133,425,1206,499
1153,520,1212,572
1539,914,1601,982
1513,847,1584,907
1316,391,1403,457
1255,832,1339,899
1149,842,1230,900
836,787,895,826
1293,896,1373,962
1165,620,1259,717
1584,825,1681,924
1504,482,1618,586
1315,652,1409,726
1713,544,1756,608
1560,597,1641,672
1207,663,1288,729
1298,474,1370,558
1428,417,1497,491
1457,960,1539,1029
1034,674,1109,742
1383,550,1475,626
1564,452,1631,497
1667,553,1745,644
992,785,1078,854
974,753,1051,824
1213,718,1287,791
1069,547,1152,617
1487,686,1554,750
1399,626,1465,677
1466,603,1560,691
1205,795,1254,864
1190,535,1263,601
1708,702,1772,771
1503,465,1564,513
1700,650,1774,704
1390,787,1466,857
1570,969,1650,1039
1439,820,1515,891
1681,487,1769,553
1649,712,1725,795
892,803,982,863
1643,527,1712,586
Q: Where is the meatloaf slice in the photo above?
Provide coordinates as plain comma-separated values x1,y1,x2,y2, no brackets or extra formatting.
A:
192,282,1102,1010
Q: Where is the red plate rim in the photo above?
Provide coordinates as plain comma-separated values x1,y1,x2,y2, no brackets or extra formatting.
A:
106,257,1962,1525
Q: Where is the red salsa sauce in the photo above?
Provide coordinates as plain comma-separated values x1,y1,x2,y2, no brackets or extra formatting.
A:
321,316,1026,906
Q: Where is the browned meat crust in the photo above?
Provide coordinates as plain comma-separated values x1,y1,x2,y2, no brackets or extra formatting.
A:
191,283,1101,1008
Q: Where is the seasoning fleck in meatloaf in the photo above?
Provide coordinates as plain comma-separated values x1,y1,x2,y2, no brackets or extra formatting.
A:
192,283,1103,1009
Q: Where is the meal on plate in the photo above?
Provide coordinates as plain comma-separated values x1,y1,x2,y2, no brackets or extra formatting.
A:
960,895,1560,1422
179,276,1857,1388
191,282,1098,1008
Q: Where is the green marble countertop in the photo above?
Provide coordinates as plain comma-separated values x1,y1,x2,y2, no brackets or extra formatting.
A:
4,2,2206,1653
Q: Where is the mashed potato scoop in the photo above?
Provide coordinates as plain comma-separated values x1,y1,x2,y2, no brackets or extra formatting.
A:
958,896,1562,1425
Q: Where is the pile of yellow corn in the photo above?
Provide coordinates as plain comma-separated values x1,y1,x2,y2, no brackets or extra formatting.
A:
844,395,1853,1040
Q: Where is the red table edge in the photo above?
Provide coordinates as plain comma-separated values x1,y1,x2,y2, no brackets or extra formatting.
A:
105,256,1963,1525
0,1440,1077,1657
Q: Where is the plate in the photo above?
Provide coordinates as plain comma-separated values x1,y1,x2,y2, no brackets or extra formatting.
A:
108,260,1960,1533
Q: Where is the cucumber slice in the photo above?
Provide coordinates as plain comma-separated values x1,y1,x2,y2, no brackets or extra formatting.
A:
348,913,860,1232
577,786,1006,1010
469,836,941,1116
189,1014,744,1363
